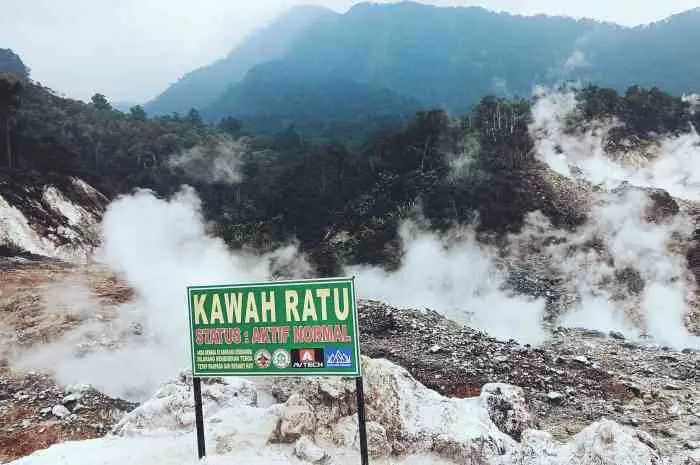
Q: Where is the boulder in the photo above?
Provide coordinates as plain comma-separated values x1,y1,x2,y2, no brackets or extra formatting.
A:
268,357,516,462
269,395,316,443
111,373,257,436
294,436,328,463
645,189,680,224
508,420,664,465
480,383,534,441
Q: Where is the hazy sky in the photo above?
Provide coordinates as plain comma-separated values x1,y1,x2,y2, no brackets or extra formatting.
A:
1,0,697,104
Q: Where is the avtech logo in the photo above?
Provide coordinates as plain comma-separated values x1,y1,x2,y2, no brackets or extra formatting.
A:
291,348,325,368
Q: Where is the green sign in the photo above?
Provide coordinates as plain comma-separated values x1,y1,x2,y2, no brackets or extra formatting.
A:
187,277,361,377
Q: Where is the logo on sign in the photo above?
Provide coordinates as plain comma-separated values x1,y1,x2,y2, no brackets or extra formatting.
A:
324,347,353,369
254,349,272,369
291,348,325,368
272,349,291,369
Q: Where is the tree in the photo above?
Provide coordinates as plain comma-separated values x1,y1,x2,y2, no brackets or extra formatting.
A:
186,108,203,126
129,105,147,121
0,73,23,169
91,93,112,111
217,116,242,137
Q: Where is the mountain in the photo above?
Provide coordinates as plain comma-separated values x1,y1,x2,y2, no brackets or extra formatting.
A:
274,2,605,113
571,8,700,94
201,60,424,138
195,2,700,132
143,5,335,116
0,48,28,78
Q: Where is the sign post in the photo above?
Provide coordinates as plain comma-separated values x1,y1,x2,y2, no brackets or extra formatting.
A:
192,377,206,459
187,277,368,463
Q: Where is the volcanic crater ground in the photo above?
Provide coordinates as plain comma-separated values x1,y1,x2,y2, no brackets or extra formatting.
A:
1,257,699,463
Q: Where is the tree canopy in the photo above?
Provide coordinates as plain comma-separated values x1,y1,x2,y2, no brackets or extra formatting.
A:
9,80,699,274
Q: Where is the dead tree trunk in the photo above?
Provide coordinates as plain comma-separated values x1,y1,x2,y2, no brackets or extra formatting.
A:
5,118,10,169
0,114,10,169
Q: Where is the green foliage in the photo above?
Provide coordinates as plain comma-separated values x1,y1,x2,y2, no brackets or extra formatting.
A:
0,72,24,168
217,116,243,137
569,84,698,142
12,83,216,187
90,93,112,111
10,79,698,273
129,105,147,121
186,108,203,126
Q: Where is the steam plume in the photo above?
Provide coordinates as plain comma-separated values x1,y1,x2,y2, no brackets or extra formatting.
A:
12,186,310,401
10,88,700,403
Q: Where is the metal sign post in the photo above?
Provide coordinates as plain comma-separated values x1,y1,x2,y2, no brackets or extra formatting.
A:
192,377,206,459
355,376,370,465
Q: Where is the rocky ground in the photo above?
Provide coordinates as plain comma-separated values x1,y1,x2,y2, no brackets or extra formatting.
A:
0,372,138,462
0,257,135,462
1,258,699,463
358,300,700,461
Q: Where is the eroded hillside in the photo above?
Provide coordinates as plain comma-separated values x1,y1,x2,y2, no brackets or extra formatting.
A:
0,174,108,262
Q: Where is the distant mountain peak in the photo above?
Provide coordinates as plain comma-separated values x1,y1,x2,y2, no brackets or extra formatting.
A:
346,1,444,13
149,1,700,128
280,3,335,17
0,48,29,78
143,3,334,116
349,1,433,9
240,3,336,45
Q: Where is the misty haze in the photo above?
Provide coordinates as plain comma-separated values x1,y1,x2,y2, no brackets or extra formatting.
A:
1,1,700,465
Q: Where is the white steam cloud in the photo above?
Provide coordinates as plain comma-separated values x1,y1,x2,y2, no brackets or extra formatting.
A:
507,191,698,347
168,137,251,184
524,88,700,346
10,87,700,402
530,87,700,200
348,222,549,345
683,94,700,114
349,86,700,350
565,50,589,71
12,186,311,401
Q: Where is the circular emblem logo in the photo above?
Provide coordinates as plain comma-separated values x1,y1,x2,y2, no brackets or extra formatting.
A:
254,349,272,369
272,349,291,369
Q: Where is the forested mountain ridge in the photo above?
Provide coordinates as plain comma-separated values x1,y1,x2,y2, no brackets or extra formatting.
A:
143,5,335,116
3,52,699,275
266,2,700,109
567,7,700,94
200,60,425,142
269,2,603,113
153,2,700,136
